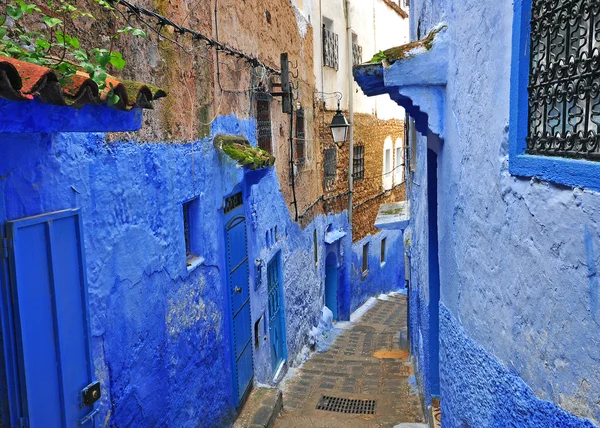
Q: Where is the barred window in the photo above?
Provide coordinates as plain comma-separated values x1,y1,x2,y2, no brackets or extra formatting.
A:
527,0,600,160
296,107,305,163
256,92,272,153
324,147,337,179
323,22,339,70
353,145,365,180
352,33,362,66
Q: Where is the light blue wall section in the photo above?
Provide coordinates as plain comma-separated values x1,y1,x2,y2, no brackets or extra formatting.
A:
350,230,405,314
0,108,355,427
400,0,600,425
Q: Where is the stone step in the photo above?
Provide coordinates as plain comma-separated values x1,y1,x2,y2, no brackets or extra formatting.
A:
234,387,283,428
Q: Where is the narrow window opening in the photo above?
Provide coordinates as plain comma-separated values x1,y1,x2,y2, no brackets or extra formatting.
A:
353,145,365,180
256,92,272,153
381,238,386,264
362,243,369,274
296,107,305,164
313,229,318,265
183,198,200,266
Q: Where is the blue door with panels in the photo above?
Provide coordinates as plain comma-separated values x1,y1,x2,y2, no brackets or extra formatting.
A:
224,193,253,406
267,254,286,375
6,209,99,428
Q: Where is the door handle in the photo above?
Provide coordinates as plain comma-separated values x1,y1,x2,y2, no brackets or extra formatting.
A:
78,409,98,425
235,286,242,294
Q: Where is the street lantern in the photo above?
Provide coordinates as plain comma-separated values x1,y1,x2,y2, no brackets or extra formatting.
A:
329,105,350,148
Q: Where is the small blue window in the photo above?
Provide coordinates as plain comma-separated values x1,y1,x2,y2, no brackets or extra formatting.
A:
182,197,200,267
509,0,600,190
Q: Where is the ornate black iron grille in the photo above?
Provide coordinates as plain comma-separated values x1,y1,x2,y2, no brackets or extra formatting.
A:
256,92,272,153
296,108,305,162
527,0,600,160
352,43,363,66
353,145,364,180
323,27,339,69
316,396,376,415
324,147,337,179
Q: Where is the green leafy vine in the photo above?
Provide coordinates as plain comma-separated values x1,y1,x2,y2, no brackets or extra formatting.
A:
0,0,146,105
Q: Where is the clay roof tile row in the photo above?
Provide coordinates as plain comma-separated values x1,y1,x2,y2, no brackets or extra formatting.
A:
0,57,166,110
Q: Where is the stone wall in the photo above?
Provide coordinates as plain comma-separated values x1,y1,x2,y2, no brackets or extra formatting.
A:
319,109,407,241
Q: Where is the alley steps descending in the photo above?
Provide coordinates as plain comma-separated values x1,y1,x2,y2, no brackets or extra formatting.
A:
275,294,425,427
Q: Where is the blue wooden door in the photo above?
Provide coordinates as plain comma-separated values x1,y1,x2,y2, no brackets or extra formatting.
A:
225,208,253,406
325,252,338,320
267,255,286,374
6,209,97,428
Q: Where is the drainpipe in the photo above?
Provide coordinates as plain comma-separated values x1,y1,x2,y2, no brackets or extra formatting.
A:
346,0,354,232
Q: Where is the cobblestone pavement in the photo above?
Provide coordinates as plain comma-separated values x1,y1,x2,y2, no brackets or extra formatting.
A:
275,294,425,427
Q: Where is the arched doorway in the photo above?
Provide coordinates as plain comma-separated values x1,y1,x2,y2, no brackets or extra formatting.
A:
325,252,339,320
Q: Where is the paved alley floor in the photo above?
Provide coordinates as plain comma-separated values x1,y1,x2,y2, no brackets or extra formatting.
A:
275,294,425,428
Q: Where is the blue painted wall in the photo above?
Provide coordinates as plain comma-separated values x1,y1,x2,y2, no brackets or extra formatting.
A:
0,103,367,426
400,0,600,425
350,230,405,314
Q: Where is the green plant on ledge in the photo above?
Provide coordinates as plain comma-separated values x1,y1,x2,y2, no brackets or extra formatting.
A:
0,0,146,104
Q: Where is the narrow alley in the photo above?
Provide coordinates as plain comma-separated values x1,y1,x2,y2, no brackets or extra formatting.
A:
275,294,426,427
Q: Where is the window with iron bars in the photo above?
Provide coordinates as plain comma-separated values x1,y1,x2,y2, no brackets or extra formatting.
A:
352,43,363,66
527,0,600,161
324,147,337,180
296,107,305,163
323,26,339,70
353,145,365,180
256,92,272,153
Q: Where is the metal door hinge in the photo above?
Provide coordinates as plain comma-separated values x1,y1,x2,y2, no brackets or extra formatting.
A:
1,237,12,259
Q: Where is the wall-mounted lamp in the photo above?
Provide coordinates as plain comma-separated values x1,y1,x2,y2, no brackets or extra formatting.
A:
329,101,350,148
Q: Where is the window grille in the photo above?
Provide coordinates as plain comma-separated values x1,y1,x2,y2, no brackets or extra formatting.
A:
256,92,272,153
323,26,339,70
352,43,363,66
296,108,305,163
527,0,600,160
353,145,365,180
324,147,337,179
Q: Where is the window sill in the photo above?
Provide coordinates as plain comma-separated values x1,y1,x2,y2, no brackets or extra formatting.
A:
361,270,369,280
509,153,600,192
380,261,386,268
186,256,205,273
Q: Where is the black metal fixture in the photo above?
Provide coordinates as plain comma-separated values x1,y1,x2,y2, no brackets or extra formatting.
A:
330,101,350,148
527,0,600,160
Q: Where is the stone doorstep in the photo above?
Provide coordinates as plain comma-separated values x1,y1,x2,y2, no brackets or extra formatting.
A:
234,387,283,428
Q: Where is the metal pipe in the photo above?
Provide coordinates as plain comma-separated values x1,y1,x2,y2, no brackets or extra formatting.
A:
346,0,354,231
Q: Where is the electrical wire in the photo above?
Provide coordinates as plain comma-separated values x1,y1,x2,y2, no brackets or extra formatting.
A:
107,0,280,75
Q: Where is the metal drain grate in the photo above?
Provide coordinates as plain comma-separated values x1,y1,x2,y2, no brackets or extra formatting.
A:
315,396,376,414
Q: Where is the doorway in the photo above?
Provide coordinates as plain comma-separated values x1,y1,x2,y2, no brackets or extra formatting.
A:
267,253,286,375
224,194,253,407
325,252,338,321
4,209,98,427
427,148,440,396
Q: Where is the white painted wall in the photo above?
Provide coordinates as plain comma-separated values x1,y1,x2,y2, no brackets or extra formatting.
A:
306,0,410,119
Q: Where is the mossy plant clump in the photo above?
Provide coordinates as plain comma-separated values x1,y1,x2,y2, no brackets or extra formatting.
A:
369,25,447,65
214,134,275,170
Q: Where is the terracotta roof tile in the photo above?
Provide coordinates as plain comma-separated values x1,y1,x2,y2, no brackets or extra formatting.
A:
0,57,166,110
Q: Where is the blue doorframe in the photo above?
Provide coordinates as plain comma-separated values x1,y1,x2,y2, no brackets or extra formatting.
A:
267,253,286,375
325,252,338,320
3,208,97,428
224,193,254,407
427,148,441,397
